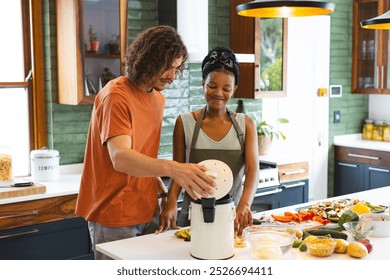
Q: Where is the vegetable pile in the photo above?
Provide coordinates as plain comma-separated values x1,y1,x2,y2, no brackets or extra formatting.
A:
271,210,330,225
269,198,385,226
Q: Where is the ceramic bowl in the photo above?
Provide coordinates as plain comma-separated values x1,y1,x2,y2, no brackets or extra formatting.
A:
359,213,390,238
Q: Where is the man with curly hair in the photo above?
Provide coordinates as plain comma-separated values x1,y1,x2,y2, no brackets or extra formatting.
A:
76,26,215,259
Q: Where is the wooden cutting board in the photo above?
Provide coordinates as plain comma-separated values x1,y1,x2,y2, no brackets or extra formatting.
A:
0,184,46,199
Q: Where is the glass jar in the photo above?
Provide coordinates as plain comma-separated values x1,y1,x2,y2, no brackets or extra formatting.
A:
362,119,374,140
0,146,12,181
383,121,390,142
372,120,384,141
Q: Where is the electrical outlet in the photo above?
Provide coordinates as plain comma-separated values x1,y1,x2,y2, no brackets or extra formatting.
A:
334,111,341,123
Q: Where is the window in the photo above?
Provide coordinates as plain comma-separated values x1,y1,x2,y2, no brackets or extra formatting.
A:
255,18,288,98
0,0,46,177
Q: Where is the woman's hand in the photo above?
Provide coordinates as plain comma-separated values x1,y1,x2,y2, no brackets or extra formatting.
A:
234,203,253,237
156,198,180,233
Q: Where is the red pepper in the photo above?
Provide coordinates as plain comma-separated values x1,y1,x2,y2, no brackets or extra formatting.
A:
297,210,313,221
271,215,293,223
312,215,331,225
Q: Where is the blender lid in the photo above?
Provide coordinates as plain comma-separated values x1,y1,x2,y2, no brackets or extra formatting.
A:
195,159,233,200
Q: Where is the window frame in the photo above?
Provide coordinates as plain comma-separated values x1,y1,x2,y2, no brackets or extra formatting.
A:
254,17,288,98
0,0,47,151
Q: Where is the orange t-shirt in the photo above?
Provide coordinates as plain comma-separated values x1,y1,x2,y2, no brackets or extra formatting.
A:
75,76,165,227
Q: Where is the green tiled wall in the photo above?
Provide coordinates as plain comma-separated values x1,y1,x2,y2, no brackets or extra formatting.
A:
44,0,366,196
44,0,261,164
327,0,369,196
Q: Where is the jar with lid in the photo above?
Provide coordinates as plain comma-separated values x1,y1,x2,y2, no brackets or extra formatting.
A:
372,120,384,141
362,119,374,140
0,146,12,182
383,121,390,142
30,147,60,181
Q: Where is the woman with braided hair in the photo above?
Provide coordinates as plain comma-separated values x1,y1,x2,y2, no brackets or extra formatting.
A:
157,47,259,236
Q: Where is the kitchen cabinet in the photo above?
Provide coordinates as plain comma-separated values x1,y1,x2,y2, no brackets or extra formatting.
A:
0,217,92,260
279,180,309,207
278,161,309,207
365,165,390,189
56,0,128,105
230,0,287,99
251,161,309,212
334,161,365,195
334,145,390,196
251,186,281,213
352,0,390,94
0,194,93,260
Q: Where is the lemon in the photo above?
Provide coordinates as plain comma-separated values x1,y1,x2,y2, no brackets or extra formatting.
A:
350,202,371,215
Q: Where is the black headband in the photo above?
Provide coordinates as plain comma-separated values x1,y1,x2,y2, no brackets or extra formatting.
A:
202,50,239,86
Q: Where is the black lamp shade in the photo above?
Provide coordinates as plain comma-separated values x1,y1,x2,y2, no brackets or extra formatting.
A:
236,0,336,18
361,10,390,30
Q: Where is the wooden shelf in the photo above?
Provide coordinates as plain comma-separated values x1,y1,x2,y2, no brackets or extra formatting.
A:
56,0,128,105
84,53,121,59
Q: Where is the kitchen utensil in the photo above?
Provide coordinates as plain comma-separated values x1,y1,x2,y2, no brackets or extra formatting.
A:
0,183,46,199
193,159,233,200
189,159,235,260
0,178,33,188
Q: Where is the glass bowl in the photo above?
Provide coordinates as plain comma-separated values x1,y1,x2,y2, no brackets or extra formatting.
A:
244,229,295,260
360,213,390,238
343,221,376,241
305,236,336,257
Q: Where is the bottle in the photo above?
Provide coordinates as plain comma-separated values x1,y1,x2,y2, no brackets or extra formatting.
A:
0,146,12,181
383,121,390,142
372,120,384,141
236,100,245,113
361,40,367,59
362,119,374,140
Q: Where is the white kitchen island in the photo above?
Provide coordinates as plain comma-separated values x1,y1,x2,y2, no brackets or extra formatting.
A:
96,186,390,260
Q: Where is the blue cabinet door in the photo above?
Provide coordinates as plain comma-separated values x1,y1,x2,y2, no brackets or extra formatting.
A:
0,217,93,260
365,165,390,190
279,180,309,207
251,186,281,213
334,161,365,196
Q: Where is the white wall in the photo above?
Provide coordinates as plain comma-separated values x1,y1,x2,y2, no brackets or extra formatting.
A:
369,95,390,121
177,0,208,62
262,16,330,201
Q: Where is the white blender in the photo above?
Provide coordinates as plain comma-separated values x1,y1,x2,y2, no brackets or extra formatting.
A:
189,159,236,260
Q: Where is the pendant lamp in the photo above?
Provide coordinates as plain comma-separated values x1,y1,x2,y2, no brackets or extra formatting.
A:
361,10,390,30
236,0,335,18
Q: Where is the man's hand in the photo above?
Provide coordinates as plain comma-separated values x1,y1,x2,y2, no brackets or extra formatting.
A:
170,162,216,200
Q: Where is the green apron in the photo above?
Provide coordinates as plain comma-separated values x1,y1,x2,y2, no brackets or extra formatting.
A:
178,107,245,226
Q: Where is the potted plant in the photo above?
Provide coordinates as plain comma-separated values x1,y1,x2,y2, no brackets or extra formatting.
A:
89,24,99,53
257,118,289,155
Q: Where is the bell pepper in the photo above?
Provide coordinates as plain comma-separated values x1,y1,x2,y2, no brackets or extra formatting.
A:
312,215,330,225
271,214,293,223
298,210,313,221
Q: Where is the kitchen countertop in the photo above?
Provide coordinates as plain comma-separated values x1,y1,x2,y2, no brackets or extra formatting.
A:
334,133,390,152
0,164,82,205
259,150,309,165
96,186,390,260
